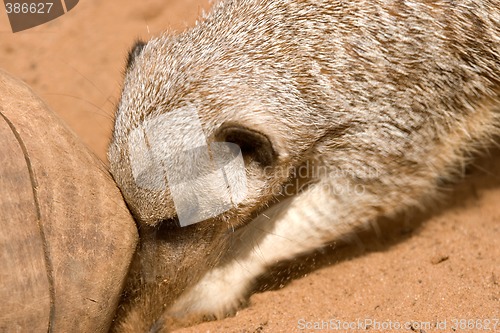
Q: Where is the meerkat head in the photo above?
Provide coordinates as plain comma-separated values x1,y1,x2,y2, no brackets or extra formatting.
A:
109,31,327,230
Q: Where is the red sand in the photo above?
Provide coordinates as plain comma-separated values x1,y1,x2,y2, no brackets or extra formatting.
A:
1,1,498,332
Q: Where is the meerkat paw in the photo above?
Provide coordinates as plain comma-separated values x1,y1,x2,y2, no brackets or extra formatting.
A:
168,264,253,321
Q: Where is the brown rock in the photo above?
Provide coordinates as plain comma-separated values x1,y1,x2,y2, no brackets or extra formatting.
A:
0,69,137,332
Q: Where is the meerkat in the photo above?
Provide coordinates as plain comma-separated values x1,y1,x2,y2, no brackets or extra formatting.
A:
108,0,500,331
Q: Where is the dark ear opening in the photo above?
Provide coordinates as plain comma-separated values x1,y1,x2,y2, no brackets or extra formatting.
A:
216,125,277,167
126,40,146,70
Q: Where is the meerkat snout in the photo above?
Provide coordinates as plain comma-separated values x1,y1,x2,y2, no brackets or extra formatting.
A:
109,0,499,332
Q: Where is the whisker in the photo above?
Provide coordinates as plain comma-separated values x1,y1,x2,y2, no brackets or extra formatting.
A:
42,93,115,122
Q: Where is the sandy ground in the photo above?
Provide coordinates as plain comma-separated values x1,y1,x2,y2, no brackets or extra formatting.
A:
1,1,499,332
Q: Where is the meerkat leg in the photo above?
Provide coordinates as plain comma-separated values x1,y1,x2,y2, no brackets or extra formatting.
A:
168,178,370,319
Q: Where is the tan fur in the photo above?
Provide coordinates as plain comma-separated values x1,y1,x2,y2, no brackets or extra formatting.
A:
108,0,500,331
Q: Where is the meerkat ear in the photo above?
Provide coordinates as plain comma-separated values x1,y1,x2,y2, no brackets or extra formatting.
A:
125,40,146,70
216,125,276,167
